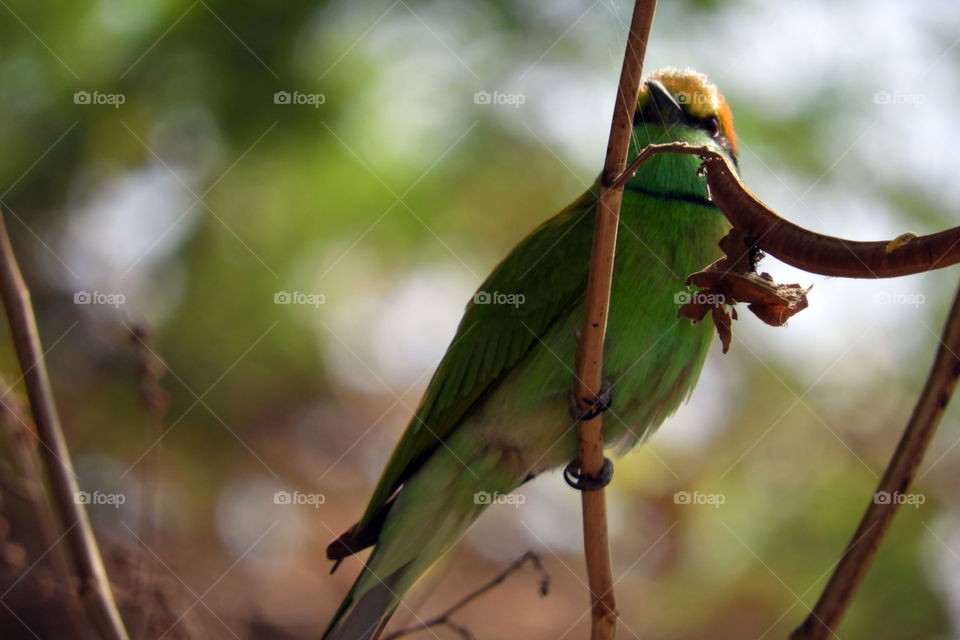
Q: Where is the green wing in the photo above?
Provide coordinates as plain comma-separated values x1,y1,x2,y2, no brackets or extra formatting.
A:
355,186,599,531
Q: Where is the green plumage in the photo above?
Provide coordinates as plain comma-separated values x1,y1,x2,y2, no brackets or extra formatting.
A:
323,70,737,640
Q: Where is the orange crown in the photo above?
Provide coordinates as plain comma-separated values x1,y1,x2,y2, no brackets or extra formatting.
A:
637,68,737,157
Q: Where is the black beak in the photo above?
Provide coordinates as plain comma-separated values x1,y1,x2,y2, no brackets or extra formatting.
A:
644,79,684,126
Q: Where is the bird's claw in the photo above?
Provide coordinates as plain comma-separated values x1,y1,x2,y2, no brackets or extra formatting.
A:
564,457,614,491
569,379,613,421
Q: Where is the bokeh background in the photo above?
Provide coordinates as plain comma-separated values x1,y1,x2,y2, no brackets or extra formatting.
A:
0,0,959,638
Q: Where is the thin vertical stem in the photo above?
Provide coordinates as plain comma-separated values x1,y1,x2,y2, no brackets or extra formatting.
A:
790,276,960,639
0,207,130,640
573,2,657,639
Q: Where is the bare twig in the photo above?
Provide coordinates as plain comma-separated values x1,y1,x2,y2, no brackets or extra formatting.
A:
788,276,960,638
616,143,960,278
381,551,549,640
0,377,91,627
606,99,960,638
0,379,64,566
572,2,657,639
126,321,170,640
0,207,130,640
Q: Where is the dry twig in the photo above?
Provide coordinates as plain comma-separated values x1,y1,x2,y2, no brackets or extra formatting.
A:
571,1,657,639
0,207,130,640
789,277,960,638
126,321,170,640
616,144,960,278
613,141,960,637
0,379,64,570
381,552,550,640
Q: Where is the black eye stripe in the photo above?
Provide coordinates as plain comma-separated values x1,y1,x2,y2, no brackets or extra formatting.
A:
701,116,720,136
634,101,727,150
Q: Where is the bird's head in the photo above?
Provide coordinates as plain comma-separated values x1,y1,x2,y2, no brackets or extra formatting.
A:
633,68,737,161
632,68,738,167
620,68,737,201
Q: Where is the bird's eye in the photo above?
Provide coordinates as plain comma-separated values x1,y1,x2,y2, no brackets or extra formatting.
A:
703,116,721,138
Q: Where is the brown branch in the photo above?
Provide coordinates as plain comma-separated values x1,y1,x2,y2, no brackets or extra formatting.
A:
619,144,960,635
0,379,64,566
0,207,130,640
126,322,170,640
381,551,550,640
788,275,960,638
606,113,960,637
0,379,89,628
698,152,960,277
572,2,657,639
615,143,960,279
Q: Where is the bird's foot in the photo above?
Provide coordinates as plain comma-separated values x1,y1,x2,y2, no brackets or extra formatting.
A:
569,379,613,421
564,457,614,491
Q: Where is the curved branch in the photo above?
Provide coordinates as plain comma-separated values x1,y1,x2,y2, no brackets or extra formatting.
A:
615,143,960,635
0,207,130,640
615,143,960,279
790,274,960,638
608,121,960,639
700,152,960,278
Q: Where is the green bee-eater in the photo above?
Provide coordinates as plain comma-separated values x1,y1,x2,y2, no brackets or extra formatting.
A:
323,68,739,640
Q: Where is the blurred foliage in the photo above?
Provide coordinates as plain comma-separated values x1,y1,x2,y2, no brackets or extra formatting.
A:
0,0,959,638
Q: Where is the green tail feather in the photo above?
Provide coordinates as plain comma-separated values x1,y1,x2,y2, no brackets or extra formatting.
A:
321,565,406,640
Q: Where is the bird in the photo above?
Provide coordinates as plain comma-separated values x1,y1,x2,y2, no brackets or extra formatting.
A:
322,67,739,640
